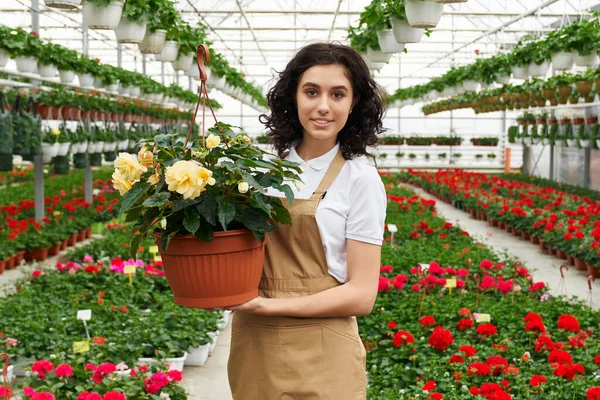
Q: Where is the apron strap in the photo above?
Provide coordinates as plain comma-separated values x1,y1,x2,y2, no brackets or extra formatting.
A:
312,148,345,199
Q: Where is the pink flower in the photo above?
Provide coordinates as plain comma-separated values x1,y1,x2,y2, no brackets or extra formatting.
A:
167,369,182,382
0,387,12,398
4,337,17,347
24,387,37,397
83,255,94,263
103,392,127,400
85,363,97,371
77,393,102,400
145,372,170,394
32,360,54,379
540,294,549,302
31,270,42,278
31,393,56,400
55,363,74,377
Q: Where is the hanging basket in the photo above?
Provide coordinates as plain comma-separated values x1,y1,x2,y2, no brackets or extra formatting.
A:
551,51,574,70
405,0,444,29
155,40,179,63
156,230,265,308
90,152,103,166
138,29,167,54
15,56,37,74
376,30,405,54
44,0,80,9
73,153,87,169
391,17,424,43
59,70,76,84
0,154,12,172
103,151,117,162
528,61,550,78
82,0,123,30
38,63,57,78
172,53,194,71
366,46,392,63
114,16,147,44
571,50,598,67
0,48,9,68
511,65,529,80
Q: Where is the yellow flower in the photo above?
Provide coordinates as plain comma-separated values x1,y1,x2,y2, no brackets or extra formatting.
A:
198,166,216,186
148,169,160,186
137,146,153,168
237,181,249,194
51,129,60,136
205,134,221,149
112,171,133,195
115,152,147,182
165,160,212,200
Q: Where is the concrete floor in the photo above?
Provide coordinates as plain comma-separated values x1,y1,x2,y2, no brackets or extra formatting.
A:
405,184,597,309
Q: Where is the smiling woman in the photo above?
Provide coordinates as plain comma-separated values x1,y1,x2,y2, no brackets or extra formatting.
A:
228,42,388,400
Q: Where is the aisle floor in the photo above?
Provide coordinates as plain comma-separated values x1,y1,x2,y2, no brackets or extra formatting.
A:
406,184,598,309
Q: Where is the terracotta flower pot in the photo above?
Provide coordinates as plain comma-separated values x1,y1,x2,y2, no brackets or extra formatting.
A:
539,240,547,253
78,230,87,241
60,240,68,250
555,249,568,260
25,248,49,262
574,258,587,271
0,259,5,275
68,234,78,247
587,263,600,279
48,243,61,256
6,254,15,270
567,255,575,266
156,229,266,308
521,231,530,241
15,251,25,266
530,235,539,245
86,227,93,238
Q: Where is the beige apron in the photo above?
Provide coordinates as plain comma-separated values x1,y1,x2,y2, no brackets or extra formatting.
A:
228,149,367,400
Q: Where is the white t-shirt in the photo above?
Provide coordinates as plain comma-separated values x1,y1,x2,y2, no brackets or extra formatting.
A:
267,143,387,283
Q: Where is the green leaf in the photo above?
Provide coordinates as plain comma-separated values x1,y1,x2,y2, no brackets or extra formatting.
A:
183,208,200,234
251,192,272,216
272,182,294,205
119,182,151,214
217,201,236,230
196,196,217,226
154,134,171,147
143,192,170,208
271,198,292,225
193,216,214,242
129,233,144,258
159,231,177,252
242,172,264,193
124,205,143,222
172,197,203,212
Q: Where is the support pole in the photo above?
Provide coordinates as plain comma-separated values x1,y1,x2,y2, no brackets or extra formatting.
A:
161,62,165,85
32,0,44,221
83,21,92,204
117,43,122,68
142,54,146,76
549,145,555,180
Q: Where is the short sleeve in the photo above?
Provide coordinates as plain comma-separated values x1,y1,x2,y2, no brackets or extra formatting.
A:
345,164,387,245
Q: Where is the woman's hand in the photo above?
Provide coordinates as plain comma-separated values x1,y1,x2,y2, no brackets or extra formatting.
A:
226,297,263,313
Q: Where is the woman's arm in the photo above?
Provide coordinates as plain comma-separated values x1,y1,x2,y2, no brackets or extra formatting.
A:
228,239,381,317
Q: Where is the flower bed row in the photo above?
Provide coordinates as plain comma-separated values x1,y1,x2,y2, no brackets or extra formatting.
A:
359,179,600,399
399,170,600,277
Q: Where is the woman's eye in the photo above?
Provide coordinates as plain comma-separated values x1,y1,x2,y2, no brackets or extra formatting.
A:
332,92,344,98
306,90,317,96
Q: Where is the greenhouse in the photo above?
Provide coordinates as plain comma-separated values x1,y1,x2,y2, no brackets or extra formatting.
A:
1,0,600,399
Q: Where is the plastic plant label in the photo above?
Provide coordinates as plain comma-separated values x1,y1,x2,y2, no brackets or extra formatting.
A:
154,255,162,262
124,265,136,275
419,263,430,271
475,313,491,323
445,279,457,289
387,224,398,233
149,245,159,254
73,341,90,353
53,211,62,216
77,309,92,321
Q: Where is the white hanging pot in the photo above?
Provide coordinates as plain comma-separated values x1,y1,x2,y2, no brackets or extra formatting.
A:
208,332,219,352
57,142,71,156
367,46,392,63
155,40,179,63
119,139,129,150
462,80,479,92
376,30,405,54
580,140,590,148
106,82,119,92
0,48,9,68
129,86,141,97
405,0,444,29
59,70,75,84
185,62,200,79
551,51,574,70
78,73,94,87
528,61,549,78
495,75,511,85
44,0,80,10
114,16,147,44
138,29,167,54
172,53,194,71
453,84,465,95
38,63,58,78
94,78,104,89
391,17,424,44
441,87,454,97
41,143,59,163
118,84,130,95
428,90,440,100
571,50,598,67
82,1,123,30
15,56,37,73
214,75,227,90
567,139,577,147
154,93,164,103
511,65,529,80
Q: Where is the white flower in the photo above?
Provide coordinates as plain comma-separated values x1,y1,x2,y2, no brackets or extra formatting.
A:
160,393,171,400
160,218,167,229
116,362,128,371
205,134,221,149
238,181,249,194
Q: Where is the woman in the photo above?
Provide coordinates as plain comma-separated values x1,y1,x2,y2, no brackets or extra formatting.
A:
227,42,387,399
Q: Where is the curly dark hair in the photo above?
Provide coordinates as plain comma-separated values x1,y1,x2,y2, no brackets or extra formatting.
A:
259,42,386,160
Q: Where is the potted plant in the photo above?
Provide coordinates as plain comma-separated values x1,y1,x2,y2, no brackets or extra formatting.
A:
11,30,42,74
82,0,125,30
41,128,60,163
564,17,599,67
487,152,497,163
50,45,81,84
36,42,60,78
408,153,416,160
114,0,149,43
571,117,585,148
44,0,80,10
116,123,302,308
437,152,447,161
474,153,483,162
138,0,178,54
172,25,205,71
404,0,444,29
545,27,574,70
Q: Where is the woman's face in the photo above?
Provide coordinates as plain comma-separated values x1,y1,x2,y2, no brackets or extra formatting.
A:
295,64,355,145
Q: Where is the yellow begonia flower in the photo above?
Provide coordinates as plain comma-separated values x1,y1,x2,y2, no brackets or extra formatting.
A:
148,169,160,186
51,129,61,135
112,171,133,195
206,134,221,149
137,146,153,168
114,152,147,182
165,160,213,200
238,181,249,194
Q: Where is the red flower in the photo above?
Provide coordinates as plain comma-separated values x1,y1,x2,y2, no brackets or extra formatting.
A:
144,372,170,394
393,331,415,347
529,282,546,292
429,393,443,400
525,319,546,334
558,314,580,332
587,387,600,400
552,363,584,380
32,360,54,379
31,270,42,278
594,355,600,364
548,349,573,365
54,364,74,377
476,323,498,337
167,370,182,382
31,393,55,400
120,305,129,313
92,336,106,345
449,354,464,364
529,375,548,387
422,380,436,391
459,345,477,357
485,355,508,375
467,362,490,376
77,393,102,400
103,392,127,400
380,265,393,273
378,277,391,292
428,326,454,351
535,336,554,352
0,387,12,398
479,259,493,269
457,318,473,331
420,316,435,326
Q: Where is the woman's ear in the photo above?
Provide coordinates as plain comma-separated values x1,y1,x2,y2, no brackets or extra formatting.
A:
351,95,360,111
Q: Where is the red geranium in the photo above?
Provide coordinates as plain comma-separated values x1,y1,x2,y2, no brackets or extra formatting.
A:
388,321,397,329
32,360,54,380
77,393,102,400
103,392,127,400
393,331,415,347
525,319,546,334
552,363,584,380
558,314,580,332
420,316,435,326
449,354,464,364
588,387,600,400
54,364,74,377
535,336,554,352
457,318,474,331
486,355,508,375
422,380,436,391
467,362,491,376
459,345,477,357
428,326,454,351
548,349,573,365
476,323,498,337
530,375,548,387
